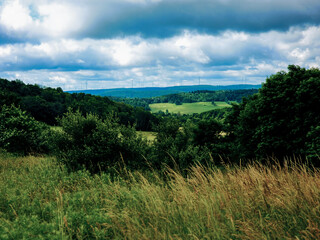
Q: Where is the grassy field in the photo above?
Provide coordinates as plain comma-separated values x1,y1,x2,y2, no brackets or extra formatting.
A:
1,152,320,239
149,101,231,114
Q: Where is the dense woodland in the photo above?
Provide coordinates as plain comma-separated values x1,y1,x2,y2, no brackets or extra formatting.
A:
0,79,158,131
0,65,320,173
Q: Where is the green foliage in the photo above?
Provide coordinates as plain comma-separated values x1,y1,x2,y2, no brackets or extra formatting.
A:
197,107,232,120
0,78,158,130
0,90,20,106
150,118,209,171
227,65,320,161
53,110,149,173
192,119,223,147
305,126,320,162
159,89,259,104
0,105,49,154
20,95,65,125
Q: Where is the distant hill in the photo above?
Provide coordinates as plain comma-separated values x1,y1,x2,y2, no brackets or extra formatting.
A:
0,78,158,130
67,84,261,98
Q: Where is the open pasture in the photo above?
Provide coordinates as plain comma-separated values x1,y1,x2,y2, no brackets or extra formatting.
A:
149,101,231,114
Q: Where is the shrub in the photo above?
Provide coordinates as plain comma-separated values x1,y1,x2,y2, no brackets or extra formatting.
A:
52,110,149,173
150,118,210,172
0,105,48,154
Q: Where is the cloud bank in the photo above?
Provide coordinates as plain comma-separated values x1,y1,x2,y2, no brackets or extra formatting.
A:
0,0,319,89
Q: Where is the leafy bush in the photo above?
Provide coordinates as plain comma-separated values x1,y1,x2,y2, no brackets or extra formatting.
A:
0,105,48,154
227,65,320,161
150,119,210,171
192,119,223,147
53,110,149,173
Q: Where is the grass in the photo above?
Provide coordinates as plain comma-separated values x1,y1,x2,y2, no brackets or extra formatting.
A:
149,101,232,114
136,131,157,142
1,152,320,239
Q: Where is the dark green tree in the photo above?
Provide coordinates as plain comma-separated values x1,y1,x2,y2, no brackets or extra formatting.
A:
227,65,320,162
192,119,222,147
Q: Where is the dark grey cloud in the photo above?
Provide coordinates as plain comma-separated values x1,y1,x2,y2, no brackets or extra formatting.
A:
80,0,320,39
2,0,319,42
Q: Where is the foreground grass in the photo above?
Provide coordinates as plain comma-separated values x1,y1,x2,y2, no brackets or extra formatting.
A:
1,153,320,239
149,101,231,114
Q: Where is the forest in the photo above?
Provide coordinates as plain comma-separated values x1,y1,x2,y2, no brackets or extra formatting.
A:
0,79,158,131
1,65,320,239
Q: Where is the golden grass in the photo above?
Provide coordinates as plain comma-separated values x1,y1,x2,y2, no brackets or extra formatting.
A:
1,154,320,239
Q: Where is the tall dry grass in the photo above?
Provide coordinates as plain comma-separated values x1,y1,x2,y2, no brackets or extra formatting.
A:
1,153,319,239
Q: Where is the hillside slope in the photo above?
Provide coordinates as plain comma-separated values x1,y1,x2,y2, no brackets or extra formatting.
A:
0,78,157,130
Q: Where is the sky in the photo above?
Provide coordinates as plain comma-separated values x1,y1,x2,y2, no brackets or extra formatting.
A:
0,0,320,90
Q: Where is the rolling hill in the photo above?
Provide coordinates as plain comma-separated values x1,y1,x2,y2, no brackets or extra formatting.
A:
67,84,261,98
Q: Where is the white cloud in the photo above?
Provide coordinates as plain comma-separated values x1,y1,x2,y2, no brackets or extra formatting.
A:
1,26,320,68
49,76,67,83
0,24,319,88
37,2,84,37
0,45,12,57
0,0,33,31
0,0,85,39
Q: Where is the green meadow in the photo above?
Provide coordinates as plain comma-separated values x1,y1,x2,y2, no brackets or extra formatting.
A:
1,152,320,239
149,101,231,114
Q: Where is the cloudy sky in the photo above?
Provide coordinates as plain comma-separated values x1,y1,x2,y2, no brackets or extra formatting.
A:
0,0,320,90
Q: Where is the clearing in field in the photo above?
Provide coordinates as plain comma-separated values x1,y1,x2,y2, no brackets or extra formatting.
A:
149,101,231,114
136,131,157,142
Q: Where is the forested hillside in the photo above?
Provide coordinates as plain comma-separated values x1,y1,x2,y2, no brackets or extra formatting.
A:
0,78,158,130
